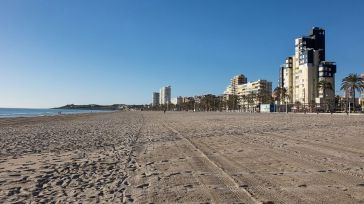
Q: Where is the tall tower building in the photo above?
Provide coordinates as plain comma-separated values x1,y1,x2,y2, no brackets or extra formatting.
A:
152,92,160,106
160,86,171,105
361,73,364,110
279,57,294,100
280,27,336,105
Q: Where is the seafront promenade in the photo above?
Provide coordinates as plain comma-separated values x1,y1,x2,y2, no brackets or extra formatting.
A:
1,111,364,203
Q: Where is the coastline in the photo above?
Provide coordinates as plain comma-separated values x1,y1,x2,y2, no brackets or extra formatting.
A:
0,108,115,119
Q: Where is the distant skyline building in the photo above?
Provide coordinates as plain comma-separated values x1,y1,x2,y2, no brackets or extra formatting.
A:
171,96,183,105
160,86,171,105
224,74,272,110
152,92,160,106
279,27,337,105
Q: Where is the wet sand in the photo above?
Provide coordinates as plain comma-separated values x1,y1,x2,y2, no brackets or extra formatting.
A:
0,111,363,203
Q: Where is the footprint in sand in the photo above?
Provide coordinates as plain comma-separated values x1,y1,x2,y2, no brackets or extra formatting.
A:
146,161,155,166
167,172,181,177
136,183,149,189
7,187,21,196
184,184,193,188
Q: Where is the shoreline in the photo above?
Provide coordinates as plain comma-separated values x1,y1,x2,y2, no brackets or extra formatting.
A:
0,109,116,119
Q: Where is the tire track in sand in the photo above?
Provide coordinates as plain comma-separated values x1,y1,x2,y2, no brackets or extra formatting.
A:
163,122,260,204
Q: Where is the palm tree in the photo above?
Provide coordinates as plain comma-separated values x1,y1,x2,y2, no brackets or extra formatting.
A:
246,92,256,112
273,87,282,104
239,95,247,112
317,79,333,111
273,87,290,112
226,95,239,111
273,87,289,104
340,73,364,112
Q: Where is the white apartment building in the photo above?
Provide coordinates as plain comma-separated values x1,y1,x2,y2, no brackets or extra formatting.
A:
224,74,247,95
159,86,171,105
279,27,336,105
224,75,272,110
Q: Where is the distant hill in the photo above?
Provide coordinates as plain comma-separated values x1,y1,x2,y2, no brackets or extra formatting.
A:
54,104,127,110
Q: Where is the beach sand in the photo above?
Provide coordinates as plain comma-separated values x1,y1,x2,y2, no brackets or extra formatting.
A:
0,111,363,203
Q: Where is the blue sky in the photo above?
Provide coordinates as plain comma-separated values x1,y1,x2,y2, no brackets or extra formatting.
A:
0,0,363,108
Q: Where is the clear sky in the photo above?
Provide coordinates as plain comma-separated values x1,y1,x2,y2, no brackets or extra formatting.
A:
1,0,363,108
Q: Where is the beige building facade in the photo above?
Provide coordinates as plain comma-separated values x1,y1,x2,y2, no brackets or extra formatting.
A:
279,27,336,106
224,74,247,95
224,75,272,110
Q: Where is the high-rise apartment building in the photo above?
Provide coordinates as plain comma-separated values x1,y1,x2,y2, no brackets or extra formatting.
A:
160,86,171,105
152,92,160,106
224,75,272,110
224,74,247,95
225,75,271,97
279,27,337,105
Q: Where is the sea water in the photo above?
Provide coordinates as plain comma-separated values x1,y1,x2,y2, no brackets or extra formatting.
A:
0,108,109,118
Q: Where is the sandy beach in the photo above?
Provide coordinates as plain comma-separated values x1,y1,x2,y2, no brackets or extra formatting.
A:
0,111,364,203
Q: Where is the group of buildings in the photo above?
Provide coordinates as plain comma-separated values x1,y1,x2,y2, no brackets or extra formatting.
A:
224,27,340,111
152,86,171,107
151,27,364,112
224,74,272,109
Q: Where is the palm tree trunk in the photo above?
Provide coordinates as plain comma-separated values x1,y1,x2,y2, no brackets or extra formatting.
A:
323,88,326,112
353,86,356,112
